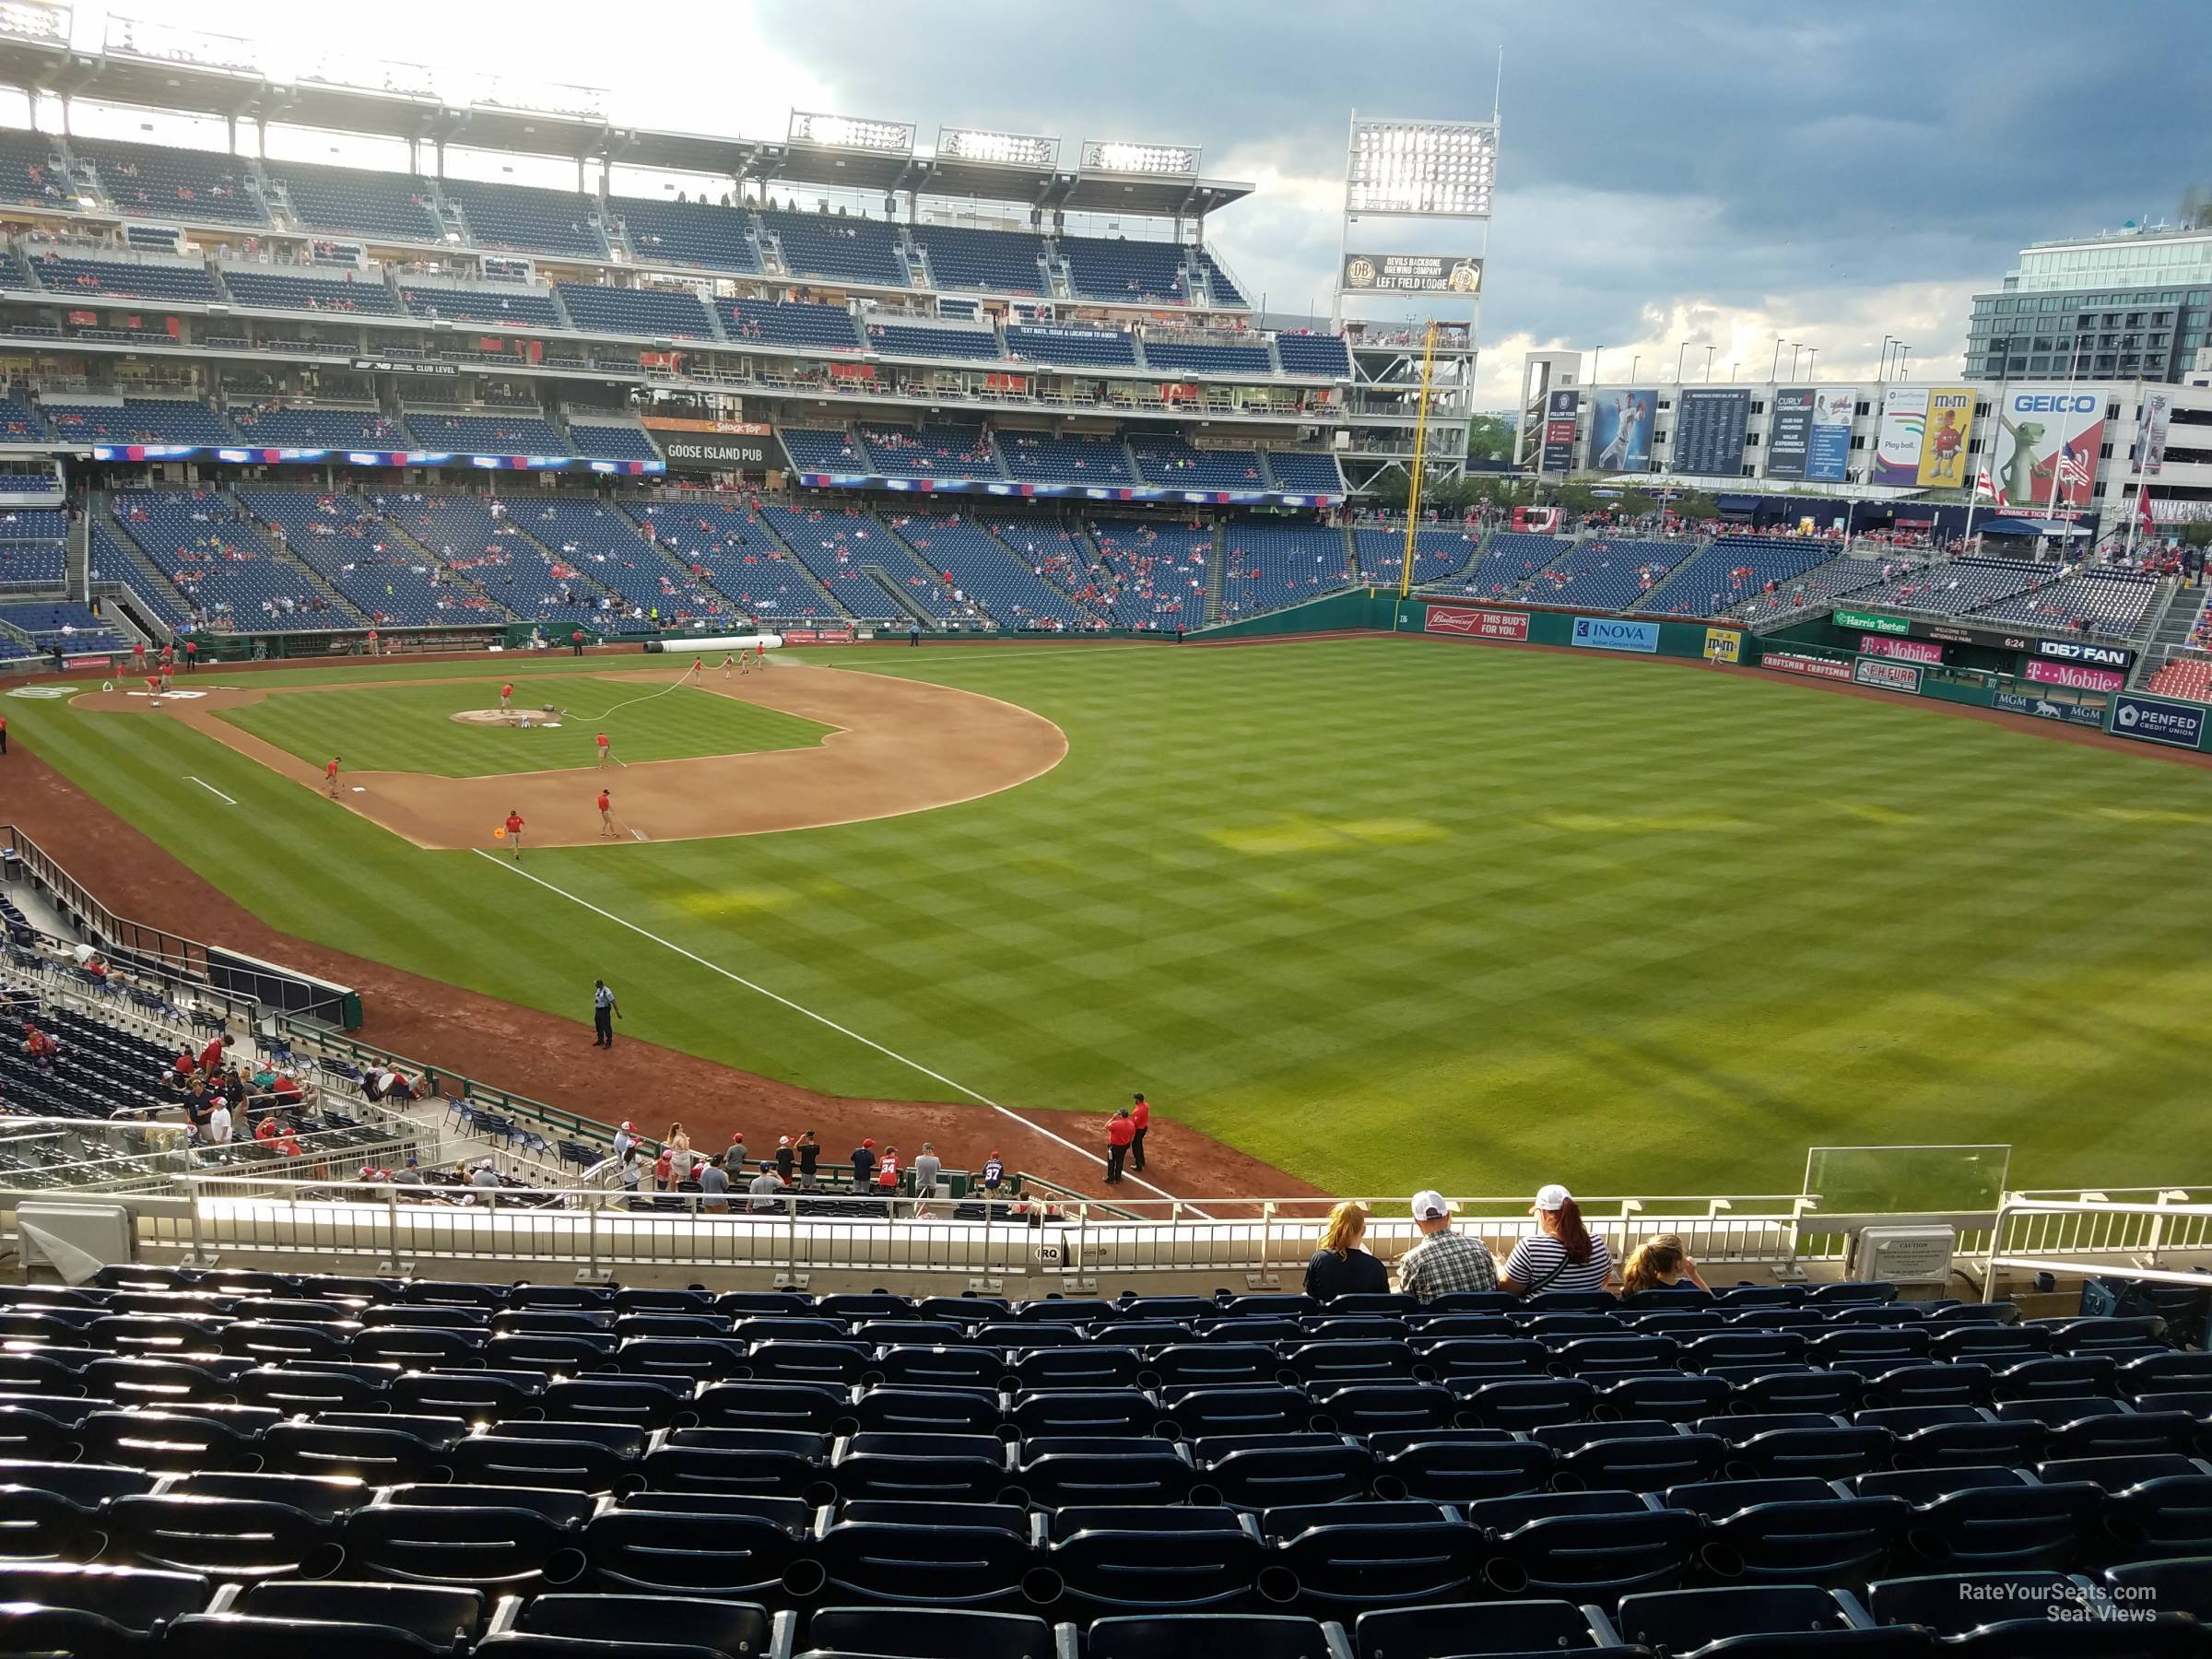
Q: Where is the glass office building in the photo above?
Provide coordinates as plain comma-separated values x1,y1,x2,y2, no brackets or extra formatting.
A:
1966,223,2212,383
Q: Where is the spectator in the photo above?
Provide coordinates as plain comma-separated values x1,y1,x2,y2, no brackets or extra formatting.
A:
612,1120,637,1162
796,1130,820,1190
1500,1185,1613,1296
618,1145,642,1205
1618,1232,1708,1297
982,1150,1005,1193
774,1135,795,1184
1304,1200,1389,1300
912,1142,941,1197
1129,1093,1150,1171
1104,1108,1135,1184
20,1021,58,1071
1394,1189,1499,1303
747,1160,784,1212
850,1137,877,1190
653,1144,676,1193
877,1146,900,1199
665,1121,691,1167
698,1152,732,1214
205,1098,232,1147
469,1159,502,1197
725,1128,747,1167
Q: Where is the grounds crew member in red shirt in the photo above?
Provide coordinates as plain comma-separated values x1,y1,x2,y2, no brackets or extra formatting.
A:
571,628,586,657
0,713,6,756
1129,1093,1151,1172
595,731,612,769
325,755,341,799
1104,1108,1135,1185
598,789,615,839
183,637,198,673
500,682,514,711
504,808,525,857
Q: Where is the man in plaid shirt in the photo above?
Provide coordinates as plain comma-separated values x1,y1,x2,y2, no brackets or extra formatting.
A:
1395,1189,1498,1302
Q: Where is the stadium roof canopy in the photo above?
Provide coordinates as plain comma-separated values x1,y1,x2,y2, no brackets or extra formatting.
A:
0,32,1253,218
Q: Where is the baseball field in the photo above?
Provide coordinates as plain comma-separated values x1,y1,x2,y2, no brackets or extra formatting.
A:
8,633,2212,1201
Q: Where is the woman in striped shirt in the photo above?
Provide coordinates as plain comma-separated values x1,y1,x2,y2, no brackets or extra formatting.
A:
1500,1183,1613,1296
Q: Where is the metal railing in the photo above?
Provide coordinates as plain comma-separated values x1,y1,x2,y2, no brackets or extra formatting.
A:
1982,1192,2212,1298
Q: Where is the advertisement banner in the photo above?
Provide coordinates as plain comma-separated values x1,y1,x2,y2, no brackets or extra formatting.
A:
1916,385,1975,488
1994,688,2110,727
1340,252,1483,295
1765,387,1815,481
2024,659,2125,692
1861,634,1944,664
1587,389,1656,474
660,438,771,471
1541,389,1578,475
1571,617,1658,653
1807,386,1855,482
1985,384,2104,510
1765,650,1853,681
1426,605,1529,640
2035,637,2131,669
1873,386,1929,485
1835,608,1910,635
2112,692,2206,749
642,417,773,437
1702,627,1743,663
2138,389,2172,476
779,628,855,645
1672,388,1751,477
1853,656,1923,695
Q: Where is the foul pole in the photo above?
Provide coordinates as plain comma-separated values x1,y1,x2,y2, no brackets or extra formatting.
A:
1398,319,1441,600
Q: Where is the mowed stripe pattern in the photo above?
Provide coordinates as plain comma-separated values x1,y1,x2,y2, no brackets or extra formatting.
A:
10,638,2212,1199
215,675,831,777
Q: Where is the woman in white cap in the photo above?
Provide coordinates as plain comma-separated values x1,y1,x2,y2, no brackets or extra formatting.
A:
1500,1183,1612,1297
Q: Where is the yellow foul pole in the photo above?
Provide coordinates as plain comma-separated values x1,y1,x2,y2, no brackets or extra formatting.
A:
1398,319,1441,599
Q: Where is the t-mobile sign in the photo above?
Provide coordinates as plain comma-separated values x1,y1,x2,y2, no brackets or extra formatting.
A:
2024,660,2124,692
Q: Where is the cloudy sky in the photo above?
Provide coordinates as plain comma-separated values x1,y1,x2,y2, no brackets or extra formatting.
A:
44,0,2206,404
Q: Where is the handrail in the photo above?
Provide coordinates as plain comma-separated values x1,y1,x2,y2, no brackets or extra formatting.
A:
1982,1192,2212,1300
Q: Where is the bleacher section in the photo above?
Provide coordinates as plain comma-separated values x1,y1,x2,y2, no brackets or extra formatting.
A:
909,222,1050,294
441,180,606,259
855,423,1000,478
374,492,606,624
1144,338,1273,377
74,136,265,225
564,419,662,464
0,395,51,441
236,488,507,629
406,411,567,456
511,496,732,631
2148,656,2212,703
1218,522,1354,618
612,194,762,274
24,252,219,303
1194,245,1249,306
1005,325,1139,368
1635,536,1848,619
1062,233,1192,303
1129,436,1268,492
1000,431,1135,486
780,428,868,473
1265,452,1347,497
1273,332,1352,376
1088,520,1211,629
227,406,410,450
757,502,926,619
760,209,907,288
1356,526,1480,590
553,283,717,341
1970,569,2160,640
398,283,563,330
218,267,403,316
0,127,69,208
1725,555,1889,624
720,299,862,352
883,513,1100,630
111,489,359,630
0,508,66,590
1841,558,2051,618
86,520,190,630
265,159,443,241
1524,537,1696,611
0,601,124,653
45,399,235,447
627,500,845,621
862,321,1005,360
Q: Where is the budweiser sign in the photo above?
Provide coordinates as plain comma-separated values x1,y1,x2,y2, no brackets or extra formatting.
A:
1425,605,1529,641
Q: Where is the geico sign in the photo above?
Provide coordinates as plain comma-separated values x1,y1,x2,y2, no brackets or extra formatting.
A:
2011,393,2100,414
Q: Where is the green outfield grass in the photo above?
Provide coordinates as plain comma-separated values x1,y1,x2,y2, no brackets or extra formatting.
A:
213,674,832,777
13,638,2212,1199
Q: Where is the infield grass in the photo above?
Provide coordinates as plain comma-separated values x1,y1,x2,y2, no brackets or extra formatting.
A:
15,637,2212,1199
214,674,831,777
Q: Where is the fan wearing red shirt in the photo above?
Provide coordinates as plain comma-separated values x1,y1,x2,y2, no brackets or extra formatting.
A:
1129,1092,1151,1173
198,1032,230,1076
503,809,525,858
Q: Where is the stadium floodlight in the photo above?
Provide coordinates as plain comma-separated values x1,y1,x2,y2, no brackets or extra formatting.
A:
1346,117,1497,219
936,126,1059,170
296,51,438,100
103,11,258,75
1079,139,1201,176
0,1,70,47
789,111,915,155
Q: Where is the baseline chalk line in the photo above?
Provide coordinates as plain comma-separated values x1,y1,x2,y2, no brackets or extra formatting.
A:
472,849,1206,1215
186,776,237,805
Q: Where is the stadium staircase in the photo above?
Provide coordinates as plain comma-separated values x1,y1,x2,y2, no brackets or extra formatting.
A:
218,491,372,625
65,510,88,600
352,511,514,623
2134,582,2205,688
1203,534,1227,622
737,508,854,622
861,565,937,629
91,502,196,629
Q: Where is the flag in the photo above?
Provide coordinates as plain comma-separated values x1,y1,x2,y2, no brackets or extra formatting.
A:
2137,480,2155,532
2056,439,2091,499
1975,468,2004,506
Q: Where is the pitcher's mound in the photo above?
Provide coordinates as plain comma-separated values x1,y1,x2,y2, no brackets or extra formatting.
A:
451,707,562,729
